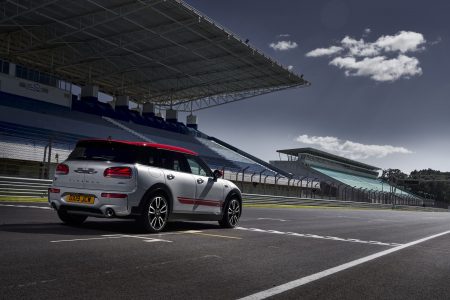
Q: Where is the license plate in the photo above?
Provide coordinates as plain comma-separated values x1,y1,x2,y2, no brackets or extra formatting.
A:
67,194,95,204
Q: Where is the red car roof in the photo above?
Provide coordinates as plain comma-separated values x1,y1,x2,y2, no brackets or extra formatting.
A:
78,139,198,156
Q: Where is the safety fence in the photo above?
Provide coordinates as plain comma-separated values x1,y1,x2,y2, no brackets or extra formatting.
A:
222,168,433,207
0,175,446,212
242,194,448,212
0,176,51,197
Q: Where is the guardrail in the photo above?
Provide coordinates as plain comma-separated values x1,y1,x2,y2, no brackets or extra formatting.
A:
0,176,51,197
0,176,446,212
242,193,448,212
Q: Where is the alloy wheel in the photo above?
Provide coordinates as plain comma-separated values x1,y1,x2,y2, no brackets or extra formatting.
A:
148,196,168,231
227,199,240,226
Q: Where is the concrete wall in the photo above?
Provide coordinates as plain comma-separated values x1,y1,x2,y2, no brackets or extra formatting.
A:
231,180,317,198
0,73,72,108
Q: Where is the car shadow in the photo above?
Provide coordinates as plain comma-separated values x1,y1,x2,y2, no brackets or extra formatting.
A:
0,220,222,236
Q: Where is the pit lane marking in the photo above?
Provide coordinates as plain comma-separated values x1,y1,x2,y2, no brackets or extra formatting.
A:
185,230,242,240
236,227,402,247
238,230,450,300
50,234,172,243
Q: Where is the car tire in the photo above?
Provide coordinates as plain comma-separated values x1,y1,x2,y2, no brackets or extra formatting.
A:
138,194,169,233
219,198,241,228
57,210,87,225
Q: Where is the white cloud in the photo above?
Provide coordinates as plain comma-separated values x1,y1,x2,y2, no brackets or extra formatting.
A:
364,28,371,35
278,33,290,37
341,36,379,56
330,54,422,82
305,30,426,82
287,65,294,70
269,40,298,51
306,46,343,57
296,134,412,160
374,31,425,53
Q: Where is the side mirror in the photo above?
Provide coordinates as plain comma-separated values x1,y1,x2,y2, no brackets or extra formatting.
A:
213,169,223,179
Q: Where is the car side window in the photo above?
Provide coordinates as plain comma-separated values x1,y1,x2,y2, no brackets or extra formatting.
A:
186,156,212,177
137,148,159,167
159,150,190,173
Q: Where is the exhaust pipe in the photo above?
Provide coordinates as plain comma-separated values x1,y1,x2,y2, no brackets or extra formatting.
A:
105,208,115,218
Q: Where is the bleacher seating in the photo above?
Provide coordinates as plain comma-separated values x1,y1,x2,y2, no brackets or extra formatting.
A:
0,120,83,162
311,166,414,197
72,97,191,135
0,92,282,175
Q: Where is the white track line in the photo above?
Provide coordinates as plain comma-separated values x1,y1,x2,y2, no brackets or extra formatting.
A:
0,204,51,210
236,227,402,247
238,229,450,300
51,234,172,243
50,237,124,243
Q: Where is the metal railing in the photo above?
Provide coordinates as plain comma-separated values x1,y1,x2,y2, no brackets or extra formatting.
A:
0,124,436,207
0,176,51,197
242,194,447,212
219,167,432,207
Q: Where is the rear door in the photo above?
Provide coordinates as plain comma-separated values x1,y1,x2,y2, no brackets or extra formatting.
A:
186,156,224,214
159,150,197,213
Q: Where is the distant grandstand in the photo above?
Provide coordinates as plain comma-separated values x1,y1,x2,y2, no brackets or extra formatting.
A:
271,148,429,206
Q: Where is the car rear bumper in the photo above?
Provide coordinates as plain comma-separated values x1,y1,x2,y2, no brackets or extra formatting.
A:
48,187,133,218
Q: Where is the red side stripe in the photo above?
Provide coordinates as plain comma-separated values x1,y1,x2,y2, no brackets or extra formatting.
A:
177,197,223,207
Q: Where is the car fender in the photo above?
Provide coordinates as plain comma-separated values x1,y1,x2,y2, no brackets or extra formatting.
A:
134,183,174,215
222,188,242,215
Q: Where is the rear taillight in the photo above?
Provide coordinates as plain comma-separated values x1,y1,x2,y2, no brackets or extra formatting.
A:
48,188,60,193
103,167,132,179
55,164,69,175
101,193,128,198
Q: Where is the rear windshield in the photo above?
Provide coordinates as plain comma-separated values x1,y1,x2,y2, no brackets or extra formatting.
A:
68,141,149,164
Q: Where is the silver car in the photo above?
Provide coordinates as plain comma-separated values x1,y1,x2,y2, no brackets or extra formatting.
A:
48,139,242,233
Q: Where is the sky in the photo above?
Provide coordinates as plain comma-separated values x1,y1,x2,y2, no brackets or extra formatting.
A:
181,0,450,174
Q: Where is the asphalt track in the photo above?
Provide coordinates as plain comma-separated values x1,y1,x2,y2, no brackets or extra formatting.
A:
0,202,449,300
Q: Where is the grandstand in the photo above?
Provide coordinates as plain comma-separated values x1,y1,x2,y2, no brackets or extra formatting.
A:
271,148,427,206
0,0,312,197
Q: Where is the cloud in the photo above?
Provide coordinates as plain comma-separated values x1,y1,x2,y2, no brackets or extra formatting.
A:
269,40,298,51
296,134,412,160
305,30,426,81
306,46,343,57
364,28,371,35
374,31,425,53
287,65,294,70
330,54,422,82
278,33,290,37
341,36,379,56
430,36,442,46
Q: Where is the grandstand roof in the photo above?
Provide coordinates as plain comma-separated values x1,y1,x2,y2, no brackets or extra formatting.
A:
0,0,309,111
277,147,380,171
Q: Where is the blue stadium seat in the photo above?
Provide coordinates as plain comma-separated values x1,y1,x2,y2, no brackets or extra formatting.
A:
0,91,282,176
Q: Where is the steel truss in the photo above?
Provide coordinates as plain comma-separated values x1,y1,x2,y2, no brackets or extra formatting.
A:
0,0,309,111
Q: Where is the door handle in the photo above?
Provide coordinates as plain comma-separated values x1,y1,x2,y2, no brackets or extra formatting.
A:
167,174,175,180
197,178,204,184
